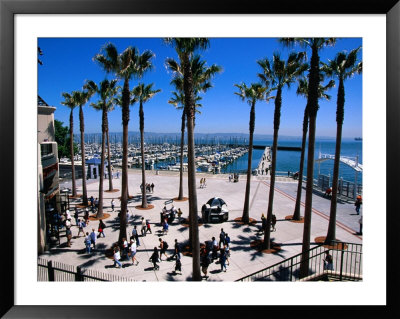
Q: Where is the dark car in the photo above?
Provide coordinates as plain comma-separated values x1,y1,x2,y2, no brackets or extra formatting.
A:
201,197,229,223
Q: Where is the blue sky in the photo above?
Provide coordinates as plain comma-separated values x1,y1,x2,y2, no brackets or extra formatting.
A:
38,37,362,138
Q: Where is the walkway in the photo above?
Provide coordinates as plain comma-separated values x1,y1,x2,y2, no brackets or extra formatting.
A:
41,170,362,281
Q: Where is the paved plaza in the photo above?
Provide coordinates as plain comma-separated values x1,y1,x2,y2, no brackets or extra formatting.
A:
41,170,363,281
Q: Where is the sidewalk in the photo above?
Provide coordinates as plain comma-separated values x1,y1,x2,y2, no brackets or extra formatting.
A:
41,170,362,281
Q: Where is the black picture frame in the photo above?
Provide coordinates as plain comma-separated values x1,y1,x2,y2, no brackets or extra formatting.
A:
1,0,398,317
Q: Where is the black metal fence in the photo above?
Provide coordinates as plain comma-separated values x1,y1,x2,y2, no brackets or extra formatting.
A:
38,258,135,282
236,241,362,282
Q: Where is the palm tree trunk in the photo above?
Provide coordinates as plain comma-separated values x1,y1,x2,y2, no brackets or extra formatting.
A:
242,101,256,224
325,77,345,244
69,109,77,197
96,108,106,219
119,78,129,243
300,41,320,279
106,126,114,192
140,102,148,208
263,88,282,249
293,108,308,220
178,111,185,200
183,53,201,281
79,105,88,205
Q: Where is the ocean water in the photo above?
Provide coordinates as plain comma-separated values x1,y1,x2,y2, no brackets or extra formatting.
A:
221,139,362,183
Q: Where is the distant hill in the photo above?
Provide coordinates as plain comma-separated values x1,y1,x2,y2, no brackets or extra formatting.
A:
75,131,342,143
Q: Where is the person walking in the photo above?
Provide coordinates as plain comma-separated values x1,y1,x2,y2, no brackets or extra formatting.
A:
140,217,147,236
170,239,181,260
224,233,231,247
149,247,160,270
271,214,277,232
151,183,154,193
324,251,334,271
219,246,227,272
261,213,267,234
113,246,122,268
65,219,72,247
84,232,91,254
132,226,140,246
122,237,129,260
90,196,94,209
74,208,79,226
219,228,226,248
177,208,183,222
77,219,85,237
145,220,152,234
162,219,169,235
200,178,203,188
111,199,115,212
358,214,363,235
224,243,231,266
355,195,362,215
98,219,106,238
211,236,218,260
84,208,90,226
201,249,211,279
159,238,168,261
129,239,139,265
90,229,97,249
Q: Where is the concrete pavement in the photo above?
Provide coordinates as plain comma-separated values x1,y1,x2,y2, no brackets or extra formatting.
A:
40,169,362,281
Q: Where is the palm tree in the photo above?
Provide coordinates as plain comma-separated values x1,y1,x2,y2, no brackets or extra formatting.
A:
60,92,77,197
257,51,307,249
280,37,336,278
131,83,161,208
94,43,153,242
168,92,202,201
164,38,211,281
321,47,362,245
292,77,335,221
234,82,271,224
71,90,94,206
85,79,118,194
87,79,118,218
166,50,221,256
166,54,219,201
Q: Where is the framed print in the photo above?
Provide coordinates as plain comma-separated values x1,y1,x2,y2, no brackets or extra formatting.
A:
1,0,399,317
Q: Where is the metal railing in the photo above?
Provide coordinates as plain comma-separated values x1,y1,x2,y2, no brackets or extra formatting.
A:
38,258,135,282
236,241,362,282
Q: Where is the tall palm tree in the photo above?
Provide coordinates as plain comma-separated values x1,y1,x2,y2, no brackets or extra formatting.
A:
71,90,94,206
85,80,118,194
166,54,219,201
164,38,211,281
131,83,161,208
94,43,153,242
280,37,336,278
257,51,307,249
168,92,202,201
292,77,335,221
321,47,362,245
166,51,221,254
234,82,271,224
60,92,77,197
87,79,118,218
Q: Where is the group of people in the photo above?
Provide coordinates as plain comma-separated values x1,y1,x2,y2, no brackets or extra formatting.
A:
199,228,231,278
260,213,277,233
140,183,155,193
200,178,207,188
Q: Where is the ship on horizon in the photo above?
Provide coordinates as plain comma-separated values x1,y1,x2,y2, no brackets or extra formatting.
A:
354,137,362,141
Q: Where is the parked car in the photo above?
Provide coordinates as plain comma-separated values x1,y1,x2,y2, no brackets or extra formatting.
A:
201,197,229,223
